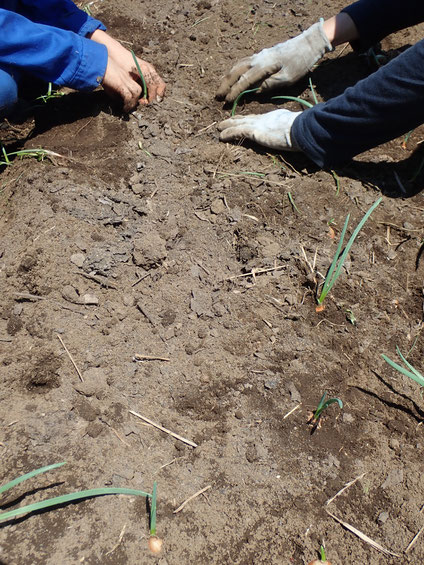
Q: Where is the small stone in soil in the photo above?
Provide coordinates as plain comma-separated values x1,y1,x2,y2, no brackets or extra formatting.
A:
377,511,389,524
83,293,99,305
264,379,279,390
70,253,85,267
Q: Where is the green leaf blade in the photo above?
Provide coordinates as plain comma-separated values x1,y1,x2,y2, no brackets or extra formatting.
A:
0,462,66,496
231,88,260,116
395,347,424,382
271,96,314,108
382,353,424,387
130,50,148,100
150,481,157,536
308,77,318,105
0,487,152,523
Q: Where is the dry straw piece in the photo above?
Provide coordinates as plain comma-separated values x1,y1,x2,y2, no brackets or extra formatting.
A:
173,485,212,514
129,410,198,448
326,510,401,557
57,334,84,382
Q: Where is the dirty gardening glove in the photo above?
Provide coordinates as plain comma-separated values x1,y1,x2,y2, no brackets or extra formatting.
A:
218,109,301,151
217,21,332,103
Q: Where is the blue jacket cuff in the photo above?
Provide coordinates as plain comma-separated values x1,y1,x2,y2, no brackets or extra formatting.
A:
78,18,107,37
62,36,108,91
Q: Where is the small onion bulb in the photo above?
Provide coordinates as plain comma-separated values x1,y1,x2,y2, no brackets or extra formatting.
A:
148,536,163,554
308,561,331,565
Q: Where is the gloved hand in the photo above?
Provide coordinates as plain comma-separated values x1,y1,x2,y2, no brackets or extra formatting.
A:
217,21,332,103
218,109,302,151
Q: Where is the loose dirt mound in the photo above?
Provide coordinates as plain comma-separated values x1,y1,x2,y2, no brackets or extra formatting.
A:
0,1,423,564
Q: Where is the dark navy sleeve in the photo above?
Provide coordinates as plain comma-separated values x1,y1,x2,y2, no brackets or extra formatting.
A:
291,38,424,168
0,8,108,90
14,0,106,36
342,0,424,50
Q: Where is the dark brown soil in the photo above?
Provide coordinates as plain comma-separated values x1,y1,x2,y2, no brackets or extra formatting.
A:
1,1,423,564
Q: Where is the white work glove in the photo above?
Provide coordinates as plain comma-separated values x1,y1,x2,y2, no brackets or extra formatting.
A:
217,21,332,102
218,109,302,151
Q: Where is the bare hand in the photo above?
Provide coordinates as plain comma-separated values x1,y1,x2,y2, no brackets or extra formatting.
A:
90,30,165,112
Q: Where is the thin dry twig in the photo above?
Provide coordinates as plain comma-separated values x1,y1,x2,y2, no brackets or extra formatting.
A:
57,334,84,382
100,419,132,447
326,510,401,557
15,292,46,301
75,117,94,136
76,271,117,289
405,526,424,554
194,121,217,137
105,524,127,556
316,319,346,328
378,221,423,233
134,354,170,362
335,42,349,59
227,265,285,281
283,403,301,419
150,179,160,199
129,410,198,448
196,261,211,276
173,485,212,514
325,473,366,506
301,246,316,275
159,456,185,470
132,272,151,288
194,211,210,223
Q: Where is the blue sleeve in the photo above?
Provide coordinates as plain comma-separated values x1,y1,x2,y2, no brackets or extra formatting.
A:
0,8,108,90
342,0,424,51
13,0,106,36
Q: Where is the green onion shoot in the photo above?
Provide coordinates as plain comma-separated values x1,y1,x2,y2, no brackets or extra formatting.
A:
130,50,148,100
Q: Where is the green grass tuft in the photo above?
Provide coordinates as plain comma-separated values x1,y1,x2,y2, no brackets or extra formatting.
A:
317,197,382,304
313,392,343,421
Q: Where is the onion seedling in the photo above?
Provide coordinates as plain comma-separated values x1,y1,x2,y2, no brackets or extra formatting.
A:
36,83,65,103
0,462,152,523
271,95,313,109
230,76,319,116
272,77,318,109
309,392,343,429
308,545,331,565
231,87,260,116
365,45,387,67
330,169,340,195
130,50,148,100
308,77,319,105
81,3,93,16
287,191,301,214
231,89,313,115
0,146,62,167
317,197,382,305
381,346,424,388
148,481,163,554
